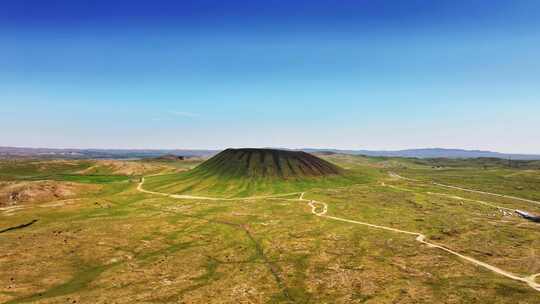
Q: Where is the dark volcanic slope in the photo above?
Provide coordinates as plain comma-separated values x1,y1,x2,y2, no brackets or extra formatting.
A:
193,148,343,179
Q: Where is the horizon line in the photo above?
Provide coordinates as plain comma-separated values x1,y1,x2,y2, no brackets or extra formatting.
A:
1,145,539,156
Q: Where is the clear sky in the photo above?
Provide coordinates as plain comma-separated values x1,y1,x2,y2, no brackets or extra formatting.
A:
1,1,539,153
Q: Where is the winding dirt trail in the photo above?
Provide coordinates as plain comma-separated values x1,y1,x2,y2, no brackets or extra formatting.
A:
389,172,540,206
381,180,516,212
302,197,540,292
136,176,540,292
426,192,515,212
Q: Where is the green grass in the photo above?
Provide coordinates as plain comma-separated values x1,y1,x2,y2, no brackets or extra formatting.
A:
52,174,132,184
138,158,203,170
195,149,343,179
4,262,117,304
0,160,93,181
142,149,379,197
393,167,540,201
1,155,540,303
143,169,376,197
0,160,133,184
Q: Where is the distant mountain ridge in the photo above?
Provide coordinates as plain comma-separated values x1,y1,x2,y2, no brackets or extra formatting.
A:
301,148,540,160
1,146,539,160
0,146,218,159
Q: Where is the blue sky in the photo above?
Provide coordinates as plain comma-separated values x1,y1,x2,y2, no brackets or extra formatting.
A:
1,1,539,153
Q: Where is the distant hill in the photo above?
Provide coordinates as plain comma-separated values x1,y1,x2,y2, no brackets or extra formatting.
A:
302,148,540,160
151,154,185,161
2,146,539,160
0,146,218,159
141,148,360,198
194,148,343,179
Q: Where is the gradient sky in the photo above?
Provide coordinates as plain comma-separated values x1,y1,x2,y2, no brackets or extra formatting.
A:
1,1,539,153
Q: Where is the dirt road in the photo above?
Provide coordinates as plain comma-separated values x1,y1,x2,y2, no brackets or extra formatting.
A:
389,172,540,206
137,175,540,292
302,196,540,292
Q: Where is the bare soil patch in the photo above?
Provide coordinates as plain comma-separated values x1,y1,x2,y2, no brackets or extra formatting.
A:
0,181,99,207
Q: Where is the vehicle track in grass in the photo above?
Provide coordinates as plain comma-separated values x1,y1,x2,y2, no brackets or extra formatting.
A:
137,175,540,292
301,196,540,292
137,176,295,301
381,180,516,213
389,172,540,206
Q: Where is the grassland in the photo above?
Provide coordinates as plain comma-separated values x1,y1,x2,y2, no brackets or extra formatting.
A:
142,149,373,198
142,169,374,198
1,154,539,303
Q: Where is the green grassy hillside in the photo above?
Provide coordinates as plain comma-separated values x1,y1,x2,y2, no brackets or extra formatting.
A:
143,149,374,197
196,148,343,179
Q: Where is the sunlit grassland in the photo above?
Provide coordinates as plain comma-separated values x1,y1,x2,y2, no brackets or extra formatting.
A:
143,168,379,198
0,159,94,181
1,155,539,303
394,167,540,201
